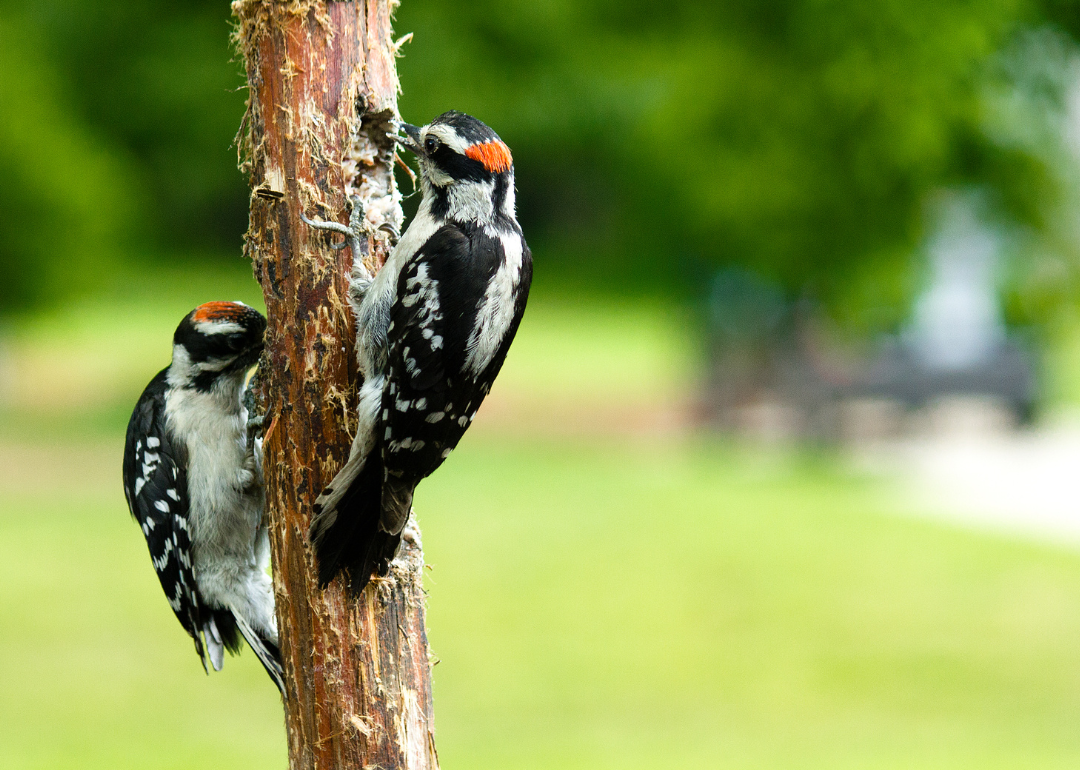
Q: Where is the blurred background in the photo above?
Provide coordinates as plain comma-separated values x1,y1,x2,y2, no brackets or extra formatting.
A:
8,0,1080,767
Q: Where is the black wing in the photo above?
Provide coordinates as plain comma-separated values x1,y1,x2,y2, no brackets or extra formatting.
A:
380,225,501,495
381,223,531,505
319,224,531,594
122,369,211,666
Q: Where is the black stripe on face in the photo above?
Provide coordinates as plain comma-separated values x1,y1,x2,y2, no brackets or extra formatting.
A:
421,111,514,187
173,307,266,365
427,144,490,184
430,187,451,220
190,344,262,392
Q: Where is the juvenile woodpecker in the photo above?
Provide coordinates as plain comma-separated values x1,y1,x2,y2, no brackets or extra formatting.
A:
308,111,532,594
122,301,284,693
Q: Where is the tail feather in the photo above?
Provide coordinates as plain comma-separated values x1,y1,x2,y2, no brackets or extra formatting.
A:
349,530,402,595
309,450,366,545
198,609,241,674
232,611,286,695
380,476,414,537
204,617,226,672
310,450,403,595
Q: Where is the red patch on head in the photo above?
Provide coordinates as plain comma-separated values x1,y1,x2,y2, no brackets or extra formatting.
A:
193,301,248,324
465,140,513,173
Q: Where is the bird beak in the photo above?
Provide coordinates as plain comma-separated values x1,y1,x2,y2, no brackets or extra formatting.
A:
395,123,423,154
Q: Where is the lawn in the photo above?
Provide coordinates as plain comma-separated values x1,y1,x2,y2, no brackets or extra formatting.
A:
422,439,1080,769
4,270,1080,768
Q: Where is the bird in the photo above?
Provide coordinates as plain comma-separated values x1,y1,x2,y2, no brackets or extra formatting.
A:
122,301,284,693
305,110,532,595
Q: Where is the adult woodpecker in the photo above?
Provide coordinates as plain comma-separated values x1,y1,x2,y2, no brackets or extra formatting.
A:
306,111,532,594
122,301,284,693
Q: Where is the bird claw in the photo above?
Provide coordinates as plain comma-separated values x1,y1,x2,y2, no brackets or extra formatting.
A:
243,384,265,435
242,383,267,488
299,196,367,259
347,195,365,233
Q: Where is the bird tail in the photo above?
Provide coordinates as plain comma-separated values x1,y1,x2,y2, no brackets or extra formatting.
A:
196,609,243,673
309,448,366,547
310,449,404,596
231,611,286,695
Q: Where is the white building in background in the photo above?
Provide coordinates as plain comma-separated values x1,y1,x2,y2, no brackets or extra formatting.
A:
906,192,1005,373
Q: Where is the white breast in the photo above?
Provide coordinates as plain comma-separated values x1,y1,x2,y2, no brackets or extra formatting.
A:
464,231,524,375
164,376,260,568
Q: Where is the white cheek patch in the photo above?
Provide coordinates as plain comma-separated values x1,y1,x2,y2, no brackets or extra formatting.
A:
198,356,239,374
419,124,477,189
168,346,195,388
420,158,454,188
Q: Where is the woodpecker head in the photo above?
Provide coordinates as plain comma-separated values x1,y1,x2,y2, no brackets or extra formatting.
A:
170,302,266,391
397,111,517,225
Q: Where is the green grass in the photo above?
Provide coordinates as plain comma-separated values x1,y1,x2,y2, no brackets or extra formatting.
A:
7,433,1080,768
0,261,267,438
493,297,699,404
7,274,1080,767
0,440,286,770
419,439,1080,769
0,266,696,438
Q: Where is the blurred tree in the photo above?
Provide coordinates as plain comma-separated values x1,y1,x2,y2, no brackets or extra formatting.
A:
0,16,136,313
17,1,249,250
3,0,1080,329
983,25,1080,328
395,0,1047,326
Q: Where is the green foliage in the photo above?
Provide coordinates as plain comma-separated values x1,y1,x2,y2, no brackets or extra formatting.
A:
11,1,249,249
985,27,1080,328
2,0,1079,325
12,430,1080,768
0,1,247,314
395,0,1044,309
0,18,136,312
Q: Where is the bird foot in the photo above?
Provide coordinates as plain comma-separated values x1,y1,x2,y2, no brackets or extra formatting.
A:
299,196,370,271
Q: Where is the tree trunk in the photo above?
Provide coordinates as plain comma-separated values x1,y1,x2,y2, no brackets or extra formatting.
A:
231,2,439,768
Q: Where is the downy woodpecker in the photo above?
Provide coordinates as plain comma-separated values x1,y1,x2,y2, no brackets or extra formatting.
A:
122,301,284,693
307,111,532,594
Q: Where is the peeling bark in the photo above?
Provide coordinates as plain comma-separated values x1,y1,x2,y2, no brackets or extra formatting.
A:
231,2,438,768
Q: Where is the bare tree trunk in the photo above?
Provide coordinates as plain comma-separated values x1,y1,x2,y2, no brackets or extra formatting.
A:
231,3,439,768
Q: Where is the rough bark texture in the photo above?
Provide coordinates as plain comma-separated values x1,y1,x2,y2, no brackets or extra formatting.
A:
231,2,438,768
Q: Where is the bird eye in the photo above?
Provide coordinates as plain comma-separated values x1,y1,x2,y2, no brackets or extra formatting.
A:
424,136,439,154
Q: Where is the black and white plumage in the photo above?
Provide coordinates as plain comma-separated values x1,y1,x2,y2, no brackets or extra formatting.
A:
122,301,284,693
309,111,532,594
